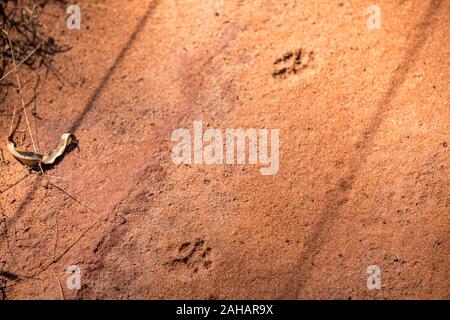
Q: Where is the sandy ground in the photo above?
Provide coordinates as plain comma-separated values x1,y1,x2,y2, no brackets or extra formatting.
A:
0,0,449,299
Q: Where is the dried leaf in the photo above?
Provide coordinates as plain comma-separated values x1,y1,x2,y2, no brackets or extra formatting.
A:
6,133,77,168
6,139,43,167
41,133,77,165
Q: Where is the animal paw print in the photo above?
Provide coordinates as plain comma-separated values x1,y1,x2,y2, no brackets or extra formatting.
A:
272,48,314,78
168,238,212,274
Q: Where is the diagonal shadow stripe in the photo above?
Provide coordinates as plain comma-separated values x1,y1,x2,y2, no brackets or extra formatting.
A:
5,0,159,230
68,0,159,133
283,0,444,298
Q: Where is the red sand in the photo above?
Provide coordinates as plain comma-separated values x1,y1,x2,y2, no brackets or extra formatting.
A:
0,0,449,299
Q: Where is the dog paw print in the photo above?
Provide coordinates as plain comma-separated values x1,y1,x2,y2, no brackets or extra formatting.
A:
272,48,314,78
167,238,212,274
